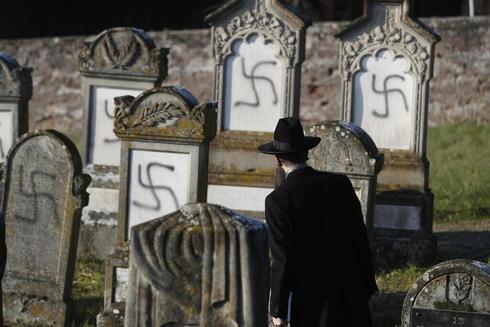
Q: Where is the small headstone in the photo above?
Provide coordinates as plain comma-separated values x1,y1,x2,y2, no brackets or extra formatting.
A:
401,260,490,327
205,0,310,218
125,203,270,327
78,27,169,258
97,86,216,326
1,130,91,326
0,52,32,162
337,0,440,266
307,121,383,229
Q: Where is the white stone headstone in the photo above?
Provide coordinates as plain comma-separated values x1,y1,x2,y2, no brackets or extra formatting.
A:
0,108,13,161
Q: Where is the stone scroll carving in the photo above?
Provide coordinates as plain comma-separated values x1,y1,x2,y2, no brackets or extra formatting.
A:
0,52,32,99
125,203,270,327
402,260,490,327
78,27,169,79
1,130,91,326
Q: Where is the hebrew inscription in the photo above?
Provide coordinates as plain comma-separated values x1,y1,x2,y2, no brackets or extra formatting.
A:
127,149,190,237
224,34,284,132
0,110,13,161
353,50,415,150
89,86,141,166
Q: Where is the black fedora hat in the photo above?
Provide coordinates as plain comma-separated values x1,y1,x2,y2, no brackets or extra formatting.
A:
258,117,321,155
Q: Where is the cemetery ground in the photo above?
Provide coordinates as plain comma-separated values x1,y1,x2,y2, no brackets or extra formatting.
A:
68,122,490,327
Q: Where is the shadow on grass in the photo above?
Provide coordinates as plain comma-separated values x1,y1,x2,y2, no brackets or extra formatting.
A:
72,296,103,327
371,292,405,327
435,230,490,263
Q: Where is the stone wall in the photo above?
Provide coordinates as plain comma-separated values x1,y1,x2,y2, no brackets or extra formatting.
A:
0,16,488,142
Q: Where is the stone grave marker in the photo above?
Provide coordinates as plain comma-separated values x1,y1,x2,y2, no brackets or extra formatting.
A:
402,259,490,327
0,52,32,162
336,0,440,265
307,121,383,230
205,0,310,218
125,203,270,327
1,130,91,326
97,86,217,326
78,27,169,258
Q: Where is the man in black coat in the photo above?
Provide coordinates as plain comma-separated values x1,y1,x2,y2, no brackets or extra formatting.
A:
258,118,378,327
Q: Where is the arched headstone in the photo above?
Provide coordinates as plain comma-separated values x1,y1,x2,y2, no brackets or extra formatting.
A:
402,260,490,327
1,130,91,326
0,52,32,162
97,86,217,325
307,121,383,230
124,203,269,327
337,0,440,266
205,0,310,218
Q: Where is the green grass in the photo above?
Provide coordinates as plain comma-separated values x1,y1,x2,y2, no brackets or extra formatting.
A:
428,122,490,222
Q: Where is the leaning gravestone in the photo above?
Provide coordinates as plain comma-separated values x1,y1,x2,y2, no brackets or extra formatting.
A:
0,52,32,162
402,260,490,327
205,0,310,218
1,130,91,326
336,0,440,265
307,121,383,230
78,27,168,258
125,203,270,327
97,86,217,326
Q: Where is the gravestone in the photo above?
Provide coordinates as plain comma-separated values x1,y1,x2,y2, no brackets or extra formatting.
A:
1,130,91,326
402,260,490,327
97,86,217,326
336,0,440,265
0,52,32,162
205,0,310,218
307,121,383,230
125,203,270,327
78,27,169,258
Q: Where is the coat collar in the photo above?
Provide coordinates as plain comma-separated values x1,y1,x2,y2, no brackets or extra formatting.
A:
286,165,315,180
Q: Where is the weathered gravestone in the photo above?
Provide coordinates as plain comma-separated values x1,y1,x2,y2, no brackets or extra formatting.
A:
205,0,310,218
402,259,490,327
125,203,270,327
0,52,32,162
78,27,169,258
307,121,384,230
97,86,217,326
1,130,91,326
336,0,440,266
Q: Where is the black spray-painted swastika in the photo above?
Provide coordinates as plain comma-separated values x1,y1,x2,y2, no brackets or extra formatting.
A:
235,58,278,108
103,99,118,143
15,165,59,222
371,74,409,118
132,162,179,212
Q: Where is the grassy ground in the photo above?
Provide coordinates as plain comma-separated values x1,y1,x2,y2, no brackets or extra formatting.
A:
69,123,489,326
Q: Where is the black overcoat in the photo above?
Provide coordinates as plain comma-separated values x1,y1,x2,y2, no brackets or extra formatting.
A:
265,166,378,327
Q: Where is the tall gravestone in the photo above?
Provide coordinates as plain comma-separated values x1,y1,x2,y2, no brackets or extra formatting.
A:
307,121,383,230
78,27,169,257
205,0,310,218
1,130,91,326
0,52,32,162
97,86,217,326
336,0,440,265
402,260,490,327
125,203,270,327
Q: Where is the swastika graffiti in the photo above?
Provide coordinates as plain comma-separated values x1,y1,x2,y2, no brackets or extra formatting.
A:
132,162,179,211
15,165,59,222
103,99,118,143
235,58,278,107
371,74,409,118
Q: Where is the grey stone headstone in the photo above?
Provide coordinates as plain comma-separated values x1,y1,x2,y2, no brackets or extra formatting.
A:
205,0,311,218
1,130,91,326
402,260,490,327
97,86,217,326
78,27,169,259
0,52,32,162
125,203,270,327
337,0,440,266
307,121,383,230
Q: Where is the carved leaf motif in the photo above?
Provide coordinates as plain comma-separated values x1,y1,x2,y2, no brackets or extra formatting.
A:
451,275,472,305
135,102,185,128
102,33,140,69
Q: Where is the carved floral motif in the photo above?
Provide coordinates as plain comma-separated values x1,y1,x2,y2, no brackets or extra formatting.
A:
451,274,472,305
342,11,430,80
214,0,297,64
